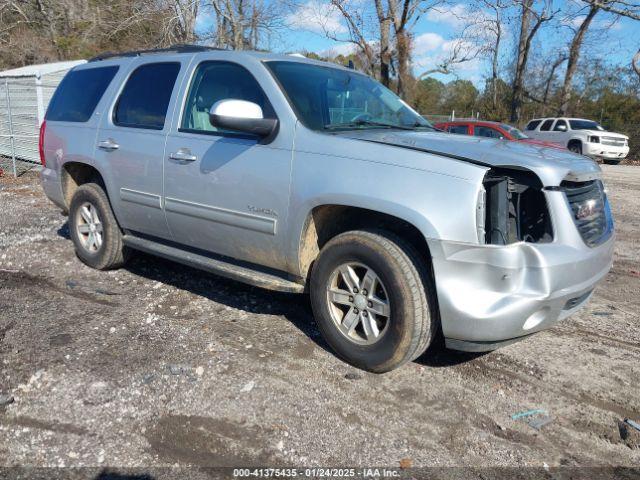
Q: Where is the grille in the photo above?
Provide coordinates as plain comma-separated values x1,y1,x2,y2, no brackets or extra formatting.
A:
601,136,625,147
562,180,612,247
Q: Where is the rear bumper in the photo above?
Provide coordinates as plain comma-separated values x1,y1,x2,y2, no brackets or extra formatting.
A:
428,232,614,352
40,167,66,212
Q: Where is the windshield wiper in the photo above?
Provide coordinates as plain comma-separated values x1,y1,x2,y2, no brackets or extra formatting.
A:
324,119,416,131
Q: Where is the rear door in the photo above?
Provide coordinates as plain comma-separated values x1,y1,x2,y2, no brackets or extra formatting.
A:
94,56,191,239
534,118,555,141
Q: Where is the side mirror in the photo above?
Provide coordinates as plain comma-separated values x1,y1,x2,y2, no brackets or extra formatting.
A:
209,99,278,138
556,124,567,132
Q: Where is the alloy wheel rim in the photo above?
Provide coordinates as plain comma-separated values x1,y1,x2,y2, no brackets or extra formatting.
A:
326,262,391,345
75,202,103,253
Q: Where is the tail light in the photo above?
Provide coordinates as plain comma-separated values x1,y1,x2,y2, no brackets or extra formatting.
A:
38,120,46,167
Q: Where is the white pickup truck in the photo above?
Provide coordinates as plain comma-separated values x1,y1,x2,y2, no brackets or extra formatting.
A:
525,117,629,164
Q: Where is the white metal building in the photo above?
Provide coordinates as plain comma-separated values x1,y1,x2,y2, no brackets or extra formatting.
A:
0,60,86,172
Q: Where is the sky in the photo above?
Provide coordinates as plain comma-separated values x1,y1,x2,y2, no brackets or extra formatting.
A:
195,0,640,86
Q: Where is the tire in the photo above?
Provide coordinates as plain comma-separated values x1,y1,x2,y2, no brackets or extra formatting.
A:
603,159,621,165
568,142,582,155
68,182,128,270
310,229,436,373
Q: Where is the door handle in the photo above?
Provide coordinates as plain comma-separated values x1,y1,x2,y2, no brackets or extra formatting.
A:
169,149,197,162
98,139,119,151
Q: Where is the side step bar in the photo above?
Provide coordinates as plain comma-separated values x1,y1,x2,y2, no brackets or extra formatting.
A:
122,234,305,293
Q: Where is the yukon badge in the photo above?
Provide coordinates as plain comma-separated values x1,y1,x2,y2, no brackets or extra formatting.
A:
247,205,278,217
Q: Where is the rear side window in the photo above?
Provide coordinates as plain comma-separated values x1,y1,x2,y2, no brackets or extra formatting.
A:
540,119,554,131
474,126,502,138
114,62,180,130
525,120,542,131
46,66,118,122
448,125,468,135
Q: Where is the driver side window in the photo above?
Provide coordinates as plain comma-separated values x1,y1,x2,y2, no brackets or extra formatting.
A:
180,61,274,134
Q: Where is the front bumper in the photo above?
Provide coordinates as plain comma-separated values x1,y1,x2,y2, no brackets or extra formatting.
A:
584,143,629,160
428,190,614,352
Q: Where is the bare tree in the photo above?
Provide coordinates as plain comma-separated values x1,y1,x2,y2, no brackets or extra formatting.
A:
634,49,640,80
557,3,600,115
374,0,392,86
162,0,199,44
326,0,377,75
482,0,507,109
205,0,283,50
541,54,567,114
510,0,557,122
416,32,481,78
581,0,639,20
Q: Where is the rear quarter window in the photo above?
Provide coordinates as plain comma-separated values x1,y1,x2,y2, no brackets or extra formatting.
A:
525,120,542,131
46,66,119,122
448,125,469,134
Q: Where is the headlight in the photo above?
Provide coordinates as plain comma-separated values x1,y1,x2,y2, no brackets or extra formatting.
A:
589,136,600,143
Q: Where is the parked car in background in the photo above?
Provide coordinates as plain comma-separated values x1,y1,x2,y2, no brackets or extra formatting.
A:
434,120,565,150
524,117,629,164
40,46,614,372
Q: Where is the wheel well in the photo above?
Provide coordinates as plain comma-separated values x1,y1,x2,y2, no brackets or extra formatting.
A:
298,205,432,279
568,139,582,149
61,162,105,208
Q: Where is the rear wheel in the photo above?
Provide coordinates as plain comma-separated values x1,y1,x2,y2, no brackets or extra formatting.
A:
310,229,436,373
69,183,128,270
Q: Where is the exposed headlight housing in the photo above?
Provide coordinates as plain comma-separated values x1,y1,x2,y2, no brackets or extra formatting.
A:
481,169,553,245
589,136,600,143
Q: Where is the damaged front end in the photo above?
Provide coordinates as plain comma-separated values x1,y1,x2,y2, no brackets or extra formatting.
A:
430,166,614,352
478,168,553,246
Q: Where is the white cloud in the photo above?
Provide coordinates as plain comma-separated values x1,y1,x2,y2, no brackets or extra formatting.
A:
425,4,469,28
413,32,445,55
195,7,215,34
285,1,347,34
320,42,359,57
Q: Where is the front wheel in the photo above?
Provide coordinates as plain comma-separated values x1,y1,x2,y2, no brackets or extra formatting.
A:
568,143,582,155
310,230,436,373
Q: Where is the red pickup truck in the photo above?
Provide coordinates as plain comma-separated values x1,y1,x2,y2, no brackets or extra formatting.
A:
434,120,566,150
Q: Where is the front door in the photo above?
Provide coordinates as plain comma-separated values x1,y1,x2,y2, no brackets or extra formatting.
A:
163,60,292,271
94,58,188,239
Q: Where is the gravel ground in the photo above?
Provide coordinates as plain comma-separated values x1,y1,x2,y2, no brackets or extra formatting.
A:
0,166,639,478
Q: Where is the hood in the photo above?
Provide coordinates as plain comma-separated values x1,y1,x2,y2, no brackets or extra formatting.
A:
338,129,601,186
583,130,628,140
518,138,565,150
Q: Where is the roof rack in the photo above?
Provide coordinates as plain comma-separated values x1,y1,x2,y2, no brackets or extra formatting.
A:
89,44,226,62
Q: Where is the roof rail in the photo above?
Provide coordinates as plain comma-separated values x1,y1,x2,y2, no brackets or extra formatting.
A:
88,44,226,62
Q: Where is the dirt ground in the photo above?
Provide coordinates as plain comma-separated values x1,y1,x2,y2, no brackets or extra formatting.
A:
0,165,639,478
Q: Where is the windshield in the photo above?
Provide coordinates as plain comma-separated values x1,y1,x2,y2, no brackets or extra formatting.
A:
569,120,604,131
500,124,528,140
266,61,432,131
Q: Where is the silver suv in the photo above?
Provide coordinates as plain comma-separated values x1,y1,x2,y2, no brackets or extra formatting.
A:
40,46,614,372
